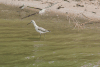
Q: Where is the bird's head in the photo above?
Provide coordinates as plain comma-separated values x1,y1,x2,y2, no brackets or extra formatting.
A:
27,20,35,25
41,9,46,12
43,9,46,11
31,20,35,24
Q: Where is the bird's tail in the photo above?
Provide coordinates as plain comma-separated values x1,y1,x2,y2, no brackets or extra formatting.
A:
48,30,51,32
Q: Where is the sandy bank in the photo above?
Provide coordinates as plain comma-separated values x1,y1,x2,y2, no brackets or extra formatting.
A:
0,0,100,20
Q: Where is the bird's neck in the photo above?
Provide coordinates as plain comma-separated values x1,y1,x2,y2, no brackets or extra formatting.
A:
33,22,38,28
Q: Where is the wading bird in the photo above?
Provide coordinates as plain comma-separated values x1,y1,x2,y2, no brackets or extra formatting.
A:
22,2,60,19
39,9,46,15
57,5,64,9
27,6,46,15
19,4,24,10
27,20,50,39
19,4,24,16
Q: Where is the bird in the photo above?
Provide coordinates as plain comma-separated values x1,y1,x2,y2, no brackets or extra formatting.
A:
57,5,64,9
21,12,38,19
27,20,50,39
27,6,46,15
19,4,24,10
39,9,46,15
21,8,46,19
22,2,60,19
18,4,25,16
27,2,59,15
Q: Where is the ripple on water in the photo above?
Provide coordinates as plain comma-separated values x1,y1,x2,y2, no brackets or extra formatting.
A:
33,64,35,66
48,61,54,64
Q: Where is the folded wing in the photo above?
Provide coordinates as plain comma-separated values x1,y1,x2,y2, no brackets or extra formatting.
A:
38,27,50,32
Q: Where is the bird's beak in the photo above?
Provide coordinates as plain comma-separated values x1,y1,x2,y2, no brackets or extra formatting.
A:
27,22,31,25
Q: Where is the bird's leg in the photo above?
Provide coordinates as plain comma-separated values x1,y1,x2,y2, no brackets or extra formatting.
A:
44,34,45,40
40,33,41,41
19,10,21,16
19,11,20,16
22,9,24,12
40,33,41,38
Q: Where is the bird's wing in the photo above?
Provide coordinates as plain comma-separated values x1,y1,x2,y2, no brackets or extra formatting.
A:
57,6,64,9
35,8,42,10
19,6,22,8
19,5,24,8
21,12,39,19
45,2,59,9
38,27,49,32
27,6,42,10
